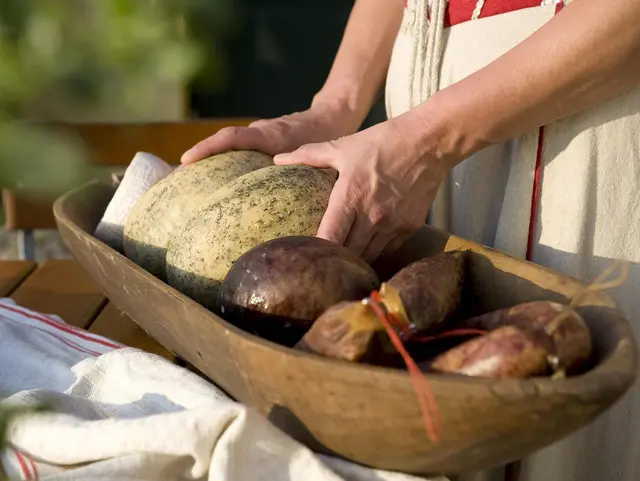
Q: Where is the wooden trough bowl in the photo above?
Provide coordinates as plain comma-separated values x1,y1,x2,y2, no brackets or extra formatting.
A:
54,181,638,477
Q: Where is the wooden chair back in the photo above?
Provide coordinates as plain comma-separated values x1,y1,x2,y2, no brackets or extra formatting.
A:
2,118,256,257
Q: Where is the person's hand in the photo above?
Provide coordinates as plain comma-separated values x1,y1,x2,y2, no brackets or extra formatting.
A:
273,119,452,262
180,101,360,165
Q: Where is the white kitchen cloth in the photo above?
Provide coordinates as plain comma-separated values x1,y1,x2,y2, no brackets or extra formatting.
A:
93,151,174,253
0,298,444,481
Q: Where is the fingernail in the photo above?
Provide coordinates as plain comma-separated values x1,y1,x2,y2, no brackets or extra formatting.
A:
180,149,193,164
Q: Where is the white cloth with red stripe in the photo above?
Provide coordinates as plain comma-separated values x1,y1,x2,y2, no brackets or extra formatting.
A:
0,298,444,481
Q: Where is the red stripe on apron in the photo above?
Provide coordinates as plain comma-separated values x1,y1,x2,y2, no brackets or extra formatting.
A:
526,2,563,260
526,126,545,260
418,0,565,259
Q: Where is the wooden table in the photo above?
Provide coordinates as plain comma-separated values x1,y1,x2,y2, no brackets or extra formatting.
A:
0,259,175,361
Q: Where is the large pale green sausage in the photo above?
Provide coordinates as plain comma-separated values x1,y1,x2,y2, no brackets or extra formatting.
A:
123,150,273,279
166,164,335,310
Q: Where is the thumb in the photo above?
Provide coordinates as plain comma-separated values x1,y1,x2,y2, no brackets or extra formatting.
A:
315,179,356,245
181,126,270,165
273,142,338,170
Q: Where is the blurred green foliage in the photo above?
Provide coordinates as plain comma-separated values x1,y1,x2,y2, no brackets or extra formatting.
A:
0,0,232,462
0,0,234,198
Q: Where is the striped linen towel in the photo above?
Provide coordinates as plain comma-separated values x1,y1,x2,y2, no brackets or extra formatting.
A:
0,298,443,481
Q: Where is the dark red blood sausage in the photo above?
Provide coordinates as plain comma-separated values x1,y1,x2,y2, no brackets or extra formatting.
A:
221,235,380,345
385,250,465,333
295,301,392,362
454,301,593,376
296,250,467,363
429,325,551,378
427,301,593,378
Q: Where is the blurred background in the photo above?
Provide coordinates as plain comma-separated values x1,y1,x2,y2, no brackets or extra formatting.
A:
0,0,386,261
188,0,385,124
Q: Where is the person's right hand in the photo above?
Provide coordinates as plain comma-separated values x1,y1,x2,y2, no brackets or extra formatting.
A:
180,102,360,165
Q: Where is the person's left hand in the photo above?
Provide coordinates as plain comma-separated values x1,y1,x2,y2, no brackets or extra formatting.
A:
273,119,451,262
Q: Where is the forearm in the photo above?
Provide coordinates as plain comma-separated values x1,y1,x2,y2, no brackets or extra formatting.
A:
313,0,404,132
403,0,640,165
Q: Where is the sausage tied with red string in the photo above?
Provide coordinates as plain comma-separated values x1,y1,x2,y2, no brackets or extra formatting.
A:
218,236,593,380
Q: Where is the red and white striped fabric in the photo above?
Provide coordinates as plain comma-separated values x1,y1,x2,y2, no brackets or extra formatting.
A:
0,298,443,481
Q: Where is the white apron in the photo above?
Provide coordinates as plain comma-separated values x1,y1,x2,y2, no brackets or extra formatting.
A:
386,1,640,481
